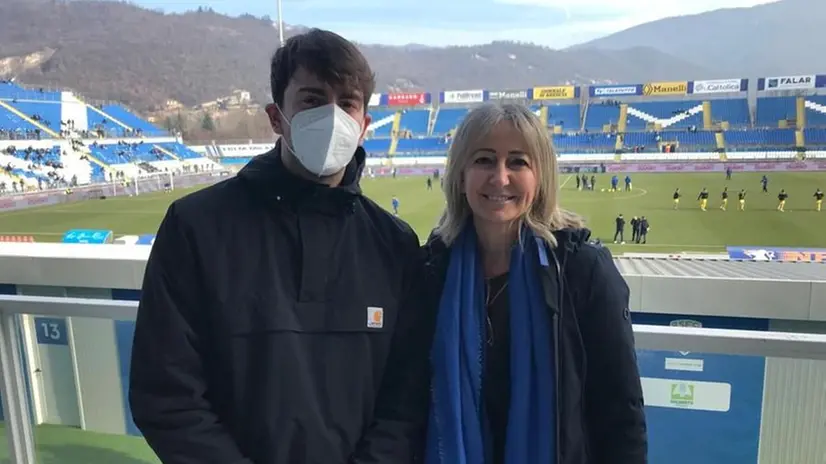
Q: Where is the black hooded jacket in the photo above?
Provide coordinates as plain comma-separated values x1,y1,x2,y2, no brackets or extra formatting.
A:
377,228,648,464
129,143,421,464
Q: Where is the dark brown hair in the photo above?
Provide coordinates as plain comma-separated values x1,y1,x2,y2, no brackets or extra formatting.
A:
270,29,376,111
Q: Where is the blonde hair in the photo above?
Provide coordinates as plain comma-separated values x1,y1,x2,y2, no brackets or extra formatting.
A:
435,102,584,247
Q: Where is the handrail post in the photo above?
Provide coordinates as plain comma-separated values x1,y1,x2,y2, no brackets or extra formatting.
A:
0,312,36,464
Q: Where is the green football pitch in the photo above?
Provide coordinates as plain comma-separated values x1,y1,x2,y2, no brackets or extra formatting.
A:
2,171,826,254
0,170,824,460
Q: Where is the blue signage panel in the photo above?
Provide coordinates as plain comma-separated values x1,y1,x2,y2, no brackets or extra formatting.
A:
727,246,826,262
62,229,114,244
632,313,768,464
589,84,642,97
34,317,69,346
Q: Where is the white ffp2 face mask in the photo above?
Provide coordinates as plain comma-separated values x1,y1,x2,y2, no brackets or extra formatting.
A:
280,104,363,177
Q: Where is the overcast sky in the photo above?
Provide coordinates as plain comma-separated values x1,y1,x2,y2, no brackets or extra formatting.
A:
131,0,778,48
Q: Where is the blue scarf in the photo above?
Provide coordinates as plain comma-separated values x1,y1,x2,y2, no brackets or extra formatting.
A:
426,225,556,464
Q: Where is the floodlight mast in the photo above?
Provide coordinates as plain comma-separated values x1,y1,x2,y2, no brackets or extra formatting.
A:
277,0,285,47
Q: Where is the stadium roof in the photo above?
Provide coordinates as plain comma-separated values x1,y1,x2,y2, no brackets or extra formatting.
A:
614,257,826,282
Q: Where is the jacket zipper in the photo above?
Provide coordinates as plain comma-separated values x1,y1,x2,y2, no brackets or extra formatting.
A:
551,251,563,464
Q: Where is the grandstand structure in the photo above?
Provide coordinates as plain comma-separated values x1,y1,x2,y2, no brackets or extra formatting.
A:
0,81,220,193
342,75,826,166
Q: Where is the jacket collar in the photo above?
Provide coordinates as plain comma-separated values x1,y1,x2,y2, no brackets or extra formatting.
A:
237,140,366,214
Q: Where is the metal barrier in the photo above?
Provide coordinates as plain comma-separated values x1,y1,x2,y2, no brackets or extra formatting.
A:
1,294,826,464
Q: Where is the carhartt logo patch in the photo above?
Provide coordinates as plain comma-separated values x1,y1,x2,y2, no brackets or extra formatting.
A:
367,307,384,329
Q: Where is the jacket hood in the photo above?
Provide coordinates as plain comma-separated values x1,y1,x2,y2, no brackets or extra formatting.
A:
238,139,366,191
552,227,593,253
237,140,366,212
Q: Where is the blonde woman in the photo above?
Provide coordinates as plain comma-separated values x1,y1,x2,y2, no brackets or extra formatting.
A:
384,102,647,464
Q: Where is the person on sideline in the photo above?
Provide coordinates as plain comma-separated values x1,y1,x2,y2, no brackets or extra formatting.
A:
386,103,648,464
129,29,422,464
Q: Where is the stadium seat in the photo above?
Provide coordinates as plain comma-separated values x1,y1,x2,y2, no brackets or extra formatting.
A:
803,95,826,128
756,97,796,127
584,103,621,131
626,101,703,130
395,136,449,155
544,104,581,131
362,138,392,155
100,105,166,135
725,128,796,147
398,109,430,136
803,128,826,146
367,109,396,137
156,142,203,160
432,108,469,135
0,105,46,138
6,101,62,133
624,130,716,152
0,82,61,101
552,133,616,153
709,99,750,127
89,142,175,165
87,107,126,138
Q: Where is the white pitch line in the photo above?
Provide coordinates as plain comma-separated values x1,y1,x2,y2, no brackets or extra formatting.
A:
560,174,574,188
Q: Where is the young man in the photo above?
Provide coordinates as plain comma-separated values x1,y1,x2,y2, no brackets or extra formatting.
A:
613,213,626,244
697,187,709,211
777,189,788,212
129,29,423,464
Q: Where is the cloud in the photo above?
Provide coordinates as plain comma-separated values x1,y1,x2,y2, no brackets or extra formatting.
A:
494,0,778,27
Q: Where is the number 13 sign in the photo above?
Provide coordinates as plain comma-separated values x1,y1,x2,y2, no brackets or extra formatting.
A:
34,318,69,346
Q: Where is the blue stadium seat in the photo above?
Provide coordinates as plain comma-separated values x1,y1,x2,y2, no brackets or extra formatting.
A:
803,128,826,146
395,137,449,155
0,82,61,101
545,104,581,131
89,142,174,165
398,109,430,136
367,109,396,137
432,108,468,135
552,133,616,153
362,139,392,155
725,128,796,147
9,146,62,165
100,105,165,135
624,130,716,152
156,142,203,160
90,163,107,183
0,105,45,138
626,101,703,130
584,103,620,131
709,99,750,127
7,101,62,133
803,95,826,128
87,107,126,137
756,97,796,127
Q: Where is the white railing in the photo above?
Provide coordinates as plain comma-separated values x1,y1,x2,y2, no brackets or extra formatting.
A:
2,294,826,463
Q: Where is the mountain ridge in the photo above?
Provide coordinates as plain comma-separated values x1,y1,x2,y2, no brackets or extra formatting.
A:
0,0,710,111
